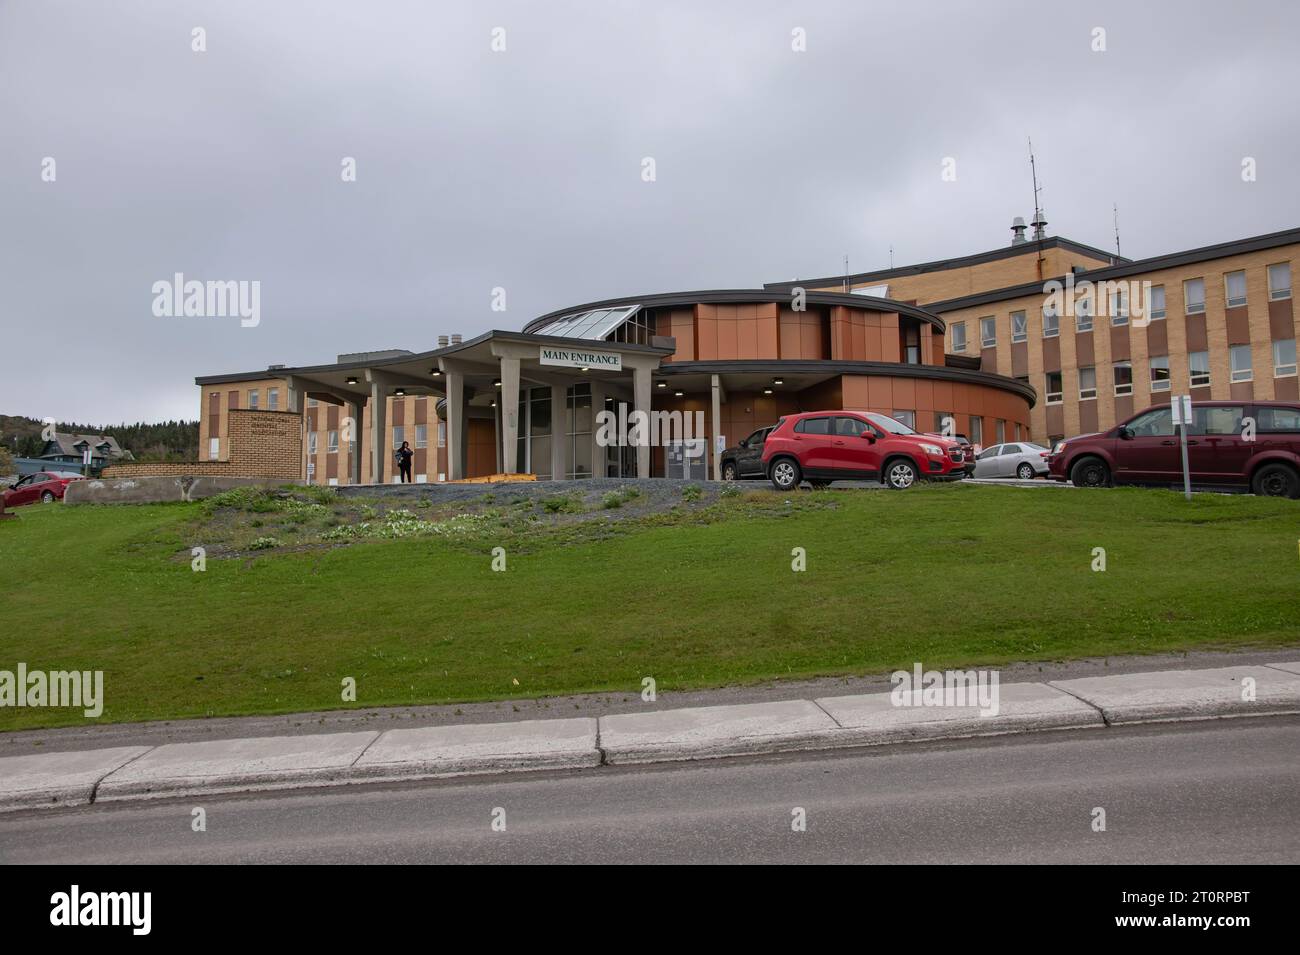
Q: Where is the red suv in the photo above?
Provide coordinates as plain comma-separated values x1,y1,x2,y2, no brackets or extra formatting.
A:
1047,400,1300,498
762,411,969,490
3,471,82,507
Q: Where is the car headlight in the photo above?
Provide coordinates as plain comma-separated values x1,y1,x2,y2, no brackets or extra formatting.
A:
919,443,944,456
1052,441,1066,454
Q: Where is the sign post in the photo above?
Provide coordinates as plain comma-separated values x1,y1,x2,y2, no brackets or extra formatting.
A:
1171,394,1193,501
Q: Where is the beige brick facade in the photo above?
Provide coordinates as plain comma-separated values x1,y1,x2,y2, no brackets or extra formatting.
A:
106,410,303,480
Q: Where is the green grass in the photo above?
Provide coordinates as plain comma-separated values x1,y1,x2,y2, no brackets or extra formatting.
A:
1,484,1298,730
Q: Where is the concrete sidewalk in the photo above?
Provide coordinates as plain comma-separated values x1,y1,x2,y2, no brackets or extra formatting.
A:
2,662,1298,812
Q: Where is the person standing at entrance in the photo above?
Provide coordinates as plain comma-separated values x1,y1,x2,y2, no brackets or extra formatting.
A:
397,441,414,483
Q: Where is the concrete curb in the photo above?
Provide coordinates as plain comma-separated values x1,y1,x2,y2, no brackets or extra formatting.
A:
1,663,1297,812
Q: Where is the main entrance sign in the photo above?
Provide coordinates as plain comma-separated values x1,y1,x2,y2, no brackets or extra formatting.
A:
539,347,622,371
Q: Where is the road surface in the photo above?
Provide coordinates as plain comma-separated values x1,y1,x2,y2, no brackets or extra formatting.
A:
2,717,1296,864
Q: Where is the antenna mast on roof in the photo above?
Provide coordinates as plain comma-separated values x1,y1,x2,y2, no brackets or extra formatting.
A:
889,245,894,269
1113,203,1122,259
843,254,849,292
1028,136,1047,279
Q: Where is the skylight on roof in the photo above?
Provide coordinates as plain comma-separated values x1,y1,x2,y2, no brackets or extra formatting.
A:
534,304,641,341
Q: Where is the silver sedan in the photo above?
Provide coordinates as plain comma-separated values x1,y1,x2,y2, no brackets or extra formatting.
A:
971,442,1050,479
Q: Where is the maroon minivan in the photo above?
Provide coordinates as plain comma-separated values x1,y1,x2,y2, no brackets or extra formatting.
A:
1047,401,1300,498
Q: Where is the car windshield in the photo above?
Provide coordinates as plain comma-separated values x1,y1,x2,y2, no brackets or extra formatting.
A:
864,412,916,435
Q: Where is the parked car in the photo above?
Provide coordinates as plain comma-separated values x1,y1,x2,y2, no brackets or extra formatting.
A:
762,411,967,490
972,442,1051,479
720,426,775,481
1047,400,1300,498
3,471,82,507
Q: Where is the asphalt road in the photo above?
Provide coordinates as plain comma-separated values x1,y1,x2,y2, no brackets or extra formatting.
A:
2,717,1296,864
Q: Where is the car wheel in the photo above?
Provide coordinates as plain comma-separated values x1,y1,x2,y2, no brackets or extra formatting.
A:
1016,463,1036,480
1251,462,1300,499
41,491,56,503
770,458,801,491
722,462,737,481
885,459,918,490
1070,456,1111,488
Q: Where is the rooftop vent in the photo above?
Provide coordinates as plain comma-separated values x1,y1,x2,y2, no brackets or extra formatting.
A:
1031,209,1048,241
437,335,449,348
450,333,463,345
1010,217,1028,246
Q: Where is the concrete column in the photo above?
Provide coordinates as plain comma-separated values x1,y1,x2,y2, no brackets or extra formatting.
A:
445,369,465,480
349,400,364,486
551,383,568,480
589,378,608,479
500,356,521,473
369,380,387,485
711,374,723,481
633,364,652,478
494,398,503,474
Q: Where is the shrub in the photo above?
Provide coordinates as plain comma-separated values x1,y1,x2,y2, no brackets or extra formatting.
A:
249,536,281,550
681,484,703,501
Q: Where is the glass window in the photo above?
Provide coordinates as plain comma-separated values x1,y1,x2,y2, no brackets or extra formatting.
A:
1079,367,1097,400
1224,270,1247,308
892,410,916,430
248,389,259,409
745,428,768,446
328,430,339,453
794,416,832,435
1191,406,1245,435
566,383,593,479
835,416,868,437
996,419,1006,443
1113,361,1133,396
977,445,1001,460
208,437,219,457
1075,295,1093,332
1189,351,1211,387
1001,443,1022,455
969,416,982,447
392,425,405,448
1149,285,1166,320
1150,355,1171,392
438,421,447,447
1273,339,1297,377
951,322,967,352
864,412,917,435
308,432,318,455
933,412,954,435
1229,344,1253,382
1127,408,1175,437
1110,289,1129,325
1257,406,1300,432
980,316,996,348
307,397,318,408
1046,372,1063,404
268,387,279,411
416,424,428,448
1268,262,1292,301
1042,305,1059,338
1011,311,1027,343
1184,278,1206,314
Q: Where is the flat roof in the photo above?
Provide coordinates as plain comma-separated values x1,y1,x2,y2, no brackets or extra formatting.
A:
762,236,1125,292
926,226,1300,313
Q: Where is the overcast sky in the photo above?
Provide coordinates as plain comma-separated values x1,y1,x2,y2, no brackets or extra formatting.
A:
3,0,1299,424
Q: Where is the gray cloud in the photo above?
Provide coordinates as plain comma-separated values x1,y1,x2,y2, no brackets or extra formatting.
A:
2,0,1298,422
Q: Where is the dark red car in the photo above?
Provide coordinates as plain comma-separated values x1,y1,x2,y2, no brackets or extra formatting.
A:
1047,400,1300,498
762,411,968,490
3,471,82,507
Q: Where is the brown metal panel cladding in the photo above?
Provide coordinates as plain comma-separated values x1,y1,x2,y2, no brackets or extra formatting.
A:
1079,401,1098,433
327,404,339,430
415,396,428,425
437,446,448,479
879,313,900,363
227,391,239,410
980,347,997,373
1190,385,1213,402
392,398,405,426
209,392,221,416
1113,395,1133,421
1225,306,1251,346
414,448,427,474
1145,319,1168,355
717,306,739,358
1109,323,1131,361
1275,376,1300,401
1041,335,1061,372
1229,381,1254,401
1185,315,1208,352
1046,404,1064,436
1075,332,1094,366
1011,341,1028,377
736,304,758,358
325,452,337,480
867,377,892,409
1268,298,1295,341
756,303,779,358
892,377,916,409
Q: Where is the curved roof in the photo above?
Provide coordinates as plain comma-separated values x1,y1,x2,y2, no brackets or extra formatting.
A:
522,289,948,336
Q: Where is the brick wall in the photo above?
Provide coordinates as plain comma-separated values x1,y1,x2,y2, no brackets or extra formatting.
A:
105,409,303,480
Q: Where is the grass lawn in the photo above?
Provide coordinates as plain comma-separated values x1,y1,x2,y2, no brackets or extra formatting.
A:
1,483,1298,730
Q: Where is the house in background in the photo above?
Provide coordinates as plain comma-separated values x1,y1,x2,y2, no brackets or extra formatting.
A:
39,433,134,472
